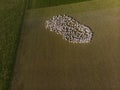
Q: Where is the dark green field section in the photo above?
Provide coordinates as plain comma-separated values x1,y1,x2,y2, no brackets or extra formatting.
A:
0,0,28,90
30,0,91,9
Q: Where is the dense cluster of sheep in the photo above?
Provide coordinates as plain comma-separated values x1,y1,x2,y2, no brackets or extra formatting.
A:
45,14,93,43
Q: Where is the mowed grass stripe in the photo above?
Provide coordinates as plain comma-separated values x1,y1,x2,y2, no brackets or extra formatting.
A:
30,0,91,9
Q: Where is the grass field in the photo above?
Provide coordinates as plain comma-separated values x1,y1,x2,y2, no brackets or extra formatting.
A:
11,0,120,90
0,0,27,90
30,0,91,9
0,0,96,90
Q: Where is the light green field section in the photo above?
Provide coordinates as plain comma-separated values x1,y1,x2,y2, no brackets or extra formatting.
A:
30,0,120,12
11,0,120,90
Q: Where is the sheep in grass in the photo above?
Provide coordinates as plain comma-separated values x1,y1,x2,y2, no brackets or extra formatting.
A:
45,14,93,44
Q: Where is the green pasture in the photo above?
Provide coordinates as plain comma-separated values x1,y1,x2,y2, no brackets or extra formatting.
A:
30,0,91,9
0,0,93,90
11,0,120,90
0,0,27,90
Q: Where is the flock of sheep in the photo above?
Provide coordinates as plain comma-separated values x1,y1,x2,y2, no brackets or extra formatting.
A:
45,14,93,43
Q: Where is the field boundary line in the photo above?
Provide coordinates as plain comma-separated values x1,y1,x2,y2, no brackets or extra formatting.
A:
9,0,30,90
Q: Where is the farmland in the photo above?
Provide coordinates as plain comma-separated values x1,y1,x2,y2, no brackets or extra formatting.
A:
30,0,91,9
11,0,120,90
0,0,97,90
0,0,27,90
